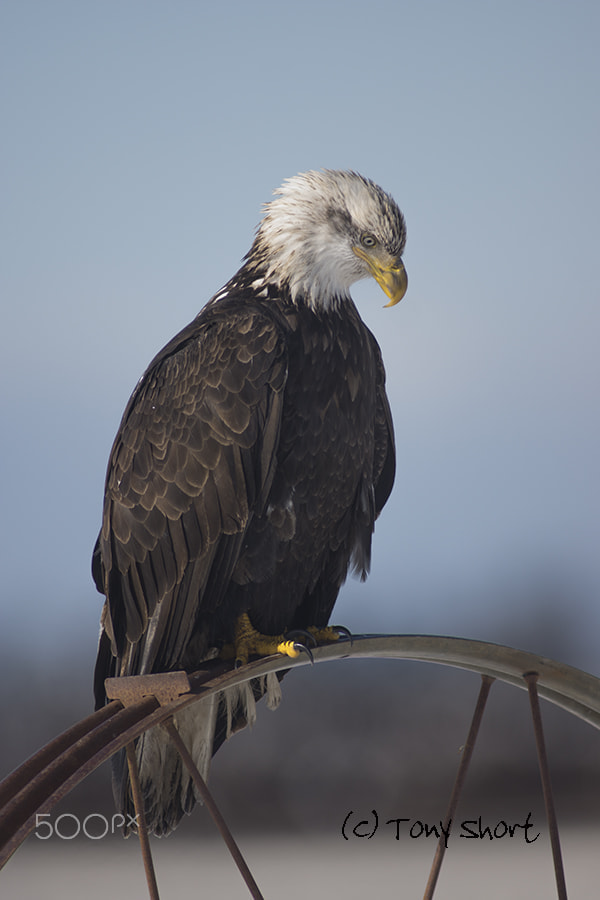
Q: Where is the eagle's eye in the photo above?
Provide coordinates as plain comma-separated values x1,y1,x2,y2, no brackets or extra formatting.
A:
361,233,377,248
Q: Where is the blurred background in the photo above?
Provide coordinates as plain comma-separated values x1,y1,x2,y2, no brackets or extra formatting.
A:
1,0,599,893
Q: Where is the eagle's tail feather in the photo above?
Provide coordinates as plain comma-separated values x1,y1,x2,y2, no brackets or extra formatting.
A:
115,675,281,836
115,693,217,836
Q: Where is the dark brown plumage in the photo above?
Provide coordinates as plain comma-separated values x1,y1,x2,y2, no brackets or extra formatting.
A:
93,169,407,833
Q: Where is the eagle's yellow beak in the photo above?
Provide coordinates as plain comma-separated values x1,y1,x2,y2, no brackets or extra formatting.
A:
353,246,408,307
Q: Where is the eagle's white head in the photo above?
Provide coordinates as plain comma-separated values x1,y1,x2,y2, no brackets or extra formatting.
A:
246,169,407,310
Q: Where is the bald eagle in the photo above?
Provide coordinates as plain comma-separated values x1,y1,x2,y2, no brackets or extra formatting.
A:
93,170,407,834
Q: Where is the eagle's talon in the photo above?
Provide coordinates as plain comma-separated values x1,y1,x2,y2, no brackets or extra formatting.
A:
292,641,314,664
274,639,314,664
306,624,353,645
225,617,350,667
285,629,318,648
331,625,353,644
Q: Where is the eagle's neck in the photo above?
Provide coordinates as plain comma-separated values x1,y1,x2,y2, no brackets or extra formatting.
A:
240,201,363,311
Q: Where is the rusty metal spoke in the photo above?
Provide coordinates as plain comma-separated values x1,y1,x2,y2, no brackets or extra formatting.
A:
525,671,568,900
162,718,265,900
125,742,161,900
423,674,495,900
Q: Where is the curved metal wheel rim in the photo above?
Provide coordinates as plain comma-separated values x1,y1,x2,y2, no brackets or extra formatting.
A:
1,633,600,880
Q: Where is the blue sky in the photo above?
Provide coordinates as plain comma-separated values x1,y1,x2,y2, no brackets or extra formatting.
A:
1,0,599,670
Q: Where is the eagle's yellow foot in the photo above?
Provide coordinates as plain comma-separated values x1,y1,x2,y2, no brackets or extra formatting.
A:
220,613,315,667
306,625,352,644
285,625,352,647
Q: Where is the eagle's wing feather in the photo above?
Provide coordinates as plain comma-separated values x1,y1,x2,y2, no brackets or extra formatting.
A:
373,343,396,515
95,304,288,684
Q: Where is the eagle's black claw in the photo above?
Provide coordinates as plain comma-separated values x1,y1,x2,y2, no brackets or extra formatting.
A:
332,625,353,645
285,629,318,648
293,641,314,664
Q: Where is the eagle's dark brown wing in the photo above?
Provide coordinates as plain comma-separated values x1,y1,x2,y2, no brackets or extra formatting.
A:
372,338,396,516
93,302,288,698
